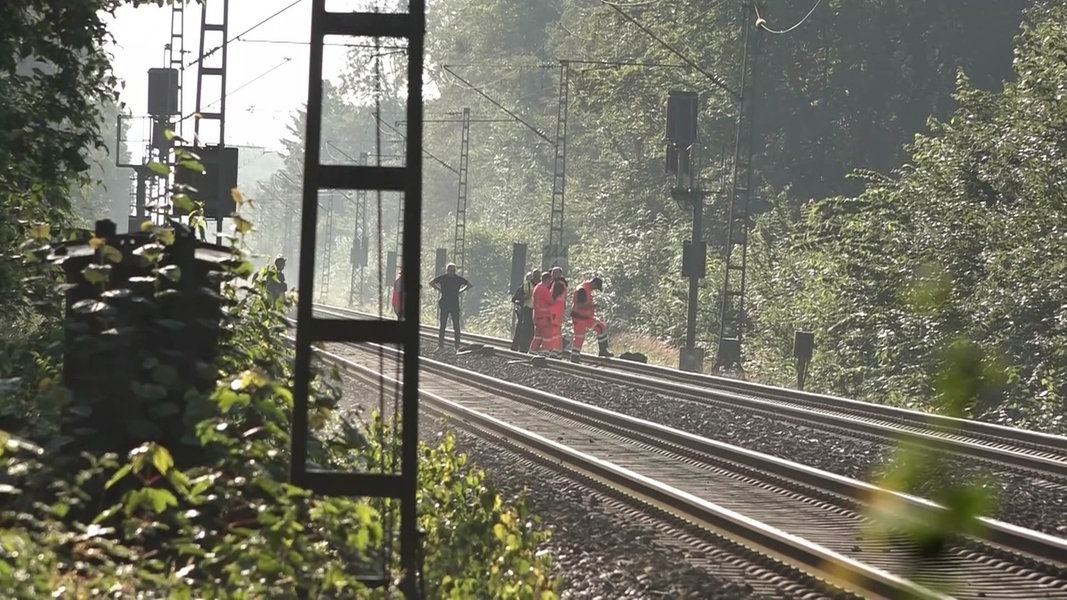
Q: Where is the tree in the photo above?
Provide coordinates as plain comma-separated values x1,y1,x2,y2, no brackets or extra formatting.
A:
746,0,1067,431
1,0,141,337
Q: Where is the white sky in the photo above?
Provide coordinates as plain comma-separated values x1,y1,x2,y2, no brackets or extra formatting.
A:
105,0,354,153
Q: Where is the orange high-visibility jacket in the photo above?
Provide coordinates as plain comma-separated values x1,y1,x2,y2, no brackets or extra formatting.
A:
532,282,552,319
571,280,595,321
549,280,567,322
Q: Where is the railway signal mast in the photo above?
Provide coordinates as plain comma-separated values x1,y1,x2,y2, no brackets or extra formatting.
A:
116,3,186,233
666,91,706,373
292,1,426,595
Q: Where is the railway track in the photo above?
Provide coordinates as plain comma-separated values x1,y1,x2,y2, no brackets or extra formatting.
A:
315,338,1067,600
312,303,1067,483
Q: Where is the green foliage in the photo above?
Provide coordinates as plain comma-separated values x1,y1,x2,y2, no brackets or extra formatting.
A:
375,0,1033,361
1,238,559,598
0,4,557,594
865,339,1000,600
367,424,560,599
747,2,1067,432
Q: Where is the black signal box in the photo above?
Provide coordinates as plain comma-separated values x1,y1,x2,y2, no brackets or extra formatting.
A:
147,68,180,116
173,146,239,219
666,91,699,146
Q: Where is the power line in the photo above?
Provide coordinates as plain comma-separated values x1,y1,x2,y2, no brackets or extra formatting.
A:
441,65,553,143
376,119,459,174
186,0,305,68
599,0,738,99
755,0,822,35
181,57,293,122
234,38,409,50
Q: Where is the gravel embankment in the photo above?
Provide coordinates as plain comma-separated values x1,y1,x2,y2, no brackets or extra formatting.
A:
429,349,1067,538
333,365,849,599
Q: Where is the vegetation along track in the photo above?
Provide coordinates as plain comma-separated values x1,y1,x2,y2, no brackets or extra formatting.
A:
311,335,1067,600
313,304,1067,483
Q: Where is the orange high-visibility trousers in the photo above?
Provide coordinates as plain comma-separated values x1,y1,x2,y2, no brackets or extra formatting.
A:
546,314,563,354
571,318,606,353
529,316,552,353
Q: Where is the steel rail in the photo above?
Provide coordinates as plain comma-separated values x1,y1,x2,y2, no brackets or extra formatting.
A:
311,336,1067,570
311,343,955,600
311,304,1067,478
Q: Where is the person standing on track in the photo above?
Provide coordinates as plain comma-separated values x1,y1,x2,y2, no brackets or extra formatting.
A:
391,269,404,319
511,268,538,352
550,266,567,297
528,271,553,355
266,255,288,305
569,275,610,361
430,262,472,350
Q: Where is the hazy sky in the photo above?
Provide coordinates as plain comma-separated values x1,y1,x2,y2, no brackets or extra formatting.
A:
105,0,353,153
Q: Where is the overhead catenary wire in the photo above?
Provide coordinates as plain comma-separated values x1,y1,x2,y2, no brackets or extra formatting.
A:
598,0,738,99
377,118,458,174
186,0,305,68
441,65,553,143
179,57,294,122
755,0,822,35
597,0,666,7
234,38,409,50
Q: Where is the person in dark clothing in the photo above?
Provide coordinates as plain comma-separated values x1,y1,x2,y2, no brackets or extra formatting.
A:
266,256,288,305
429,262,472,349
510,269,538,352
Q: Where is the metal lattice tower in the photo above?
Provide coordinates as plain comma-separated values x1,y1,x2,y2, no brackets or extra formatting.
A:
453,108,471,273
395,191,403,265
193,0,228,147
292,0,425,595
545,60,570,269
320,194,334,299
167,2,185,140
349,152,369,307
717,2,762,369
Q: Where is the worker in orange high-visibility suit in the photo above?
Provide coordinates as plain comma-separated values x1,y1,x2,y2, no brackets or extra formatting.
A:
528,271,554,355
570,276,610,361
547,277,568,359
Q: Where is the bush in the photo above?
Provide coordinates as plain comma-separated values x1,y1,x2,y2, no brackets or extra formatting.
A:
0,201,560,598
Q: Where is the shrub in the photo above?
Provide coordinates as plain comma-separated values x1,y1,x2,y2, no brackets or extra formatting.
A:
0,197,559,598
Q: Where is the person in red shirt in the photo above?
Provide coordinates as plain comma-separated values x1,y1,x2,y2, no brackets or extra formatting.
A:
570,276,609,361
528,271,553,355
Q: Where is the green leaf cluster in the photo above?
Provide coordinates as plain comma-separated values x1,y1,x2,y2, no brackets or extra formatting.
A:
746,2,1067,432
1,211,559,598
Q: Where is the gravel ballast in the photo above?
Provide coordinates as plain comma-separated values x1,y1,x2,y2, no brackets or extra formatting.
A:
322,342,1064,597
330,355,850,598
429,349,1067,538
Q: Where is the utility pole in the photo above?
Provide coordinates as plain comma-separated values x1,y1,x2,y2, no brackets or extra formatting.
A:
349,152,369,307
320,192,334,299
716,1,763,373
397,112,511,275
166,2,186,141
